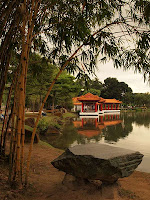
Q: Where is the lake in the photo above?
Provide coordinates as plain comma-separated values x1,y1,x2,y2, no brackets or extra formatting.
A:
42,111,150,173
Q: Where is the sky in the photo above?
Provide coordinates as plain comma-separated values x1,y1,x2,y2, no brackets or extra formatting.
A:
95,60,150,93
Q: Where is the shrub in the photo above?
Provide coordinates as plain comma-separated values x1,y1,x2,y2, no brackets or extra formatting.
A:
37,117,49,134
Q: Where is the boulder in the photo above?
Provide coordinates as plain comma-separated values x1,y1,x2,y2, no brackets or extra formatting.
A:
25,129,39,143
25,118,35,128
46,126,60,135
51,143,143,183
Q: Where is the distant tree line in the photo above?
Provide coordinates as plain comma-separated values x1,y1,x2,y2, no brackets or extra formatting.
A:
4,56,148,110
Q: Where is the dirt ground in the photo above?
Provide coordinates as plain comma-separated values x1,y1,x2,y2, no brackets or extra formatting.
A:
0,142,150,200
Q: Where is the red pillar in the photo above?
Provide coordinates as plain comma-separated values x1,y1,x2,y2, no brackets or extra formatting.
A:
95,103,97,112
82,102,84,112
100,104,103,111
111,104,113,110
105,104,106,110
115,104,116,110
108,104,110,110
82,118,84,127
117,104,119,109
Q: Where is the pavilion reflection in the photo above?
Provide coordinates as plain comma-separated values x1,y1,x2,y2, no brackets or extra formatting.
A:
73,114,122,138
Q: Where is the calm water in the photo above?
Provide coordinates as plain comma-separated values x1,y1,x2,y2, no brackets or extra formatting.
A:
42,111,150,173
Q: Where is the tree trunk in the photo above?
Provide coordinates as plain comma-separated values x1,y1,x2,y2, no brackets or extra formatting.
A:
25,43,84,185
9,0,40,187
0,66,20,154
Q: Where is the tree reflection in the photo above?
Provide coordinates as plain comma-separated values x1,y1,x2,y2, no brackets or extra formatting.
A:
40,111,150,149
122,112,150,128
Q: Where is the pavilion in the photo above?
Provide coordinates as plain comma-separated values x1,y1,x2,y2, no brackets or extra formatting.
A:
72,93,122,116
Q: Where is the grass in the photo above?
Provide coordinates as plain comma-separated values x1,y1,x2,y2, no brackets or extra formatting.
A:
39,140,54,148
25,125,33,132
62,112,76,119
118,188,139,199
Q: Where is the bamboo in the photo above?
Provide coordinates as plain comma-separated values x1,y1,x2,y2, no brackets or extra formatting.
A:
0,50,11,151
20,0,40,183
9,72,20,183
12,88,19,182
0,0,18,38
15,0,27,185
8,106,15,182
25,43,84,185
0,11,20,109
20,0,28,183
1,66,20,154
25,19,123,185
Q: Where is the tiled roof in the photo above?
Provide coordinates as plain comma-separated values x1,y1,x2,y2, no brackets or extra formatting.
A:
72,97,81,104
98,97,105,104
77,93,100,102
103,99,122,104
72,94,122,104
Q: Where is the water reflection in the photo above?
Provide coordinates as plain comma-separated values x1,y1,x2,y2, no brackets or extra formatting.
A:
73,115,124,142
42,114,125,149
41,111,150,172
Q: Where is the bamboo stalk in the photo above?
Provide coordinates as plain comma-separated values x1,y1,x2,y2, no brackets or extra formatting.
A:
9,74,20,183
25,43,84,185
8,102,15,182
1,66,20,155
20,0,40,183
0,1,18,38
0,11,20,110
20,0,28,183
12,91,19,182
15,1,27,185
25,19,124,185
0,50,11,152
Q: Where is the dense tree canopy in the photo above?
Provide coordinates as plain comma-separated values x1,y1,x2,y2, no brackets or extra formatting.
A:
47,71,80,110
101,77,133,100
133,93,150,107
26,53,56,111
77,77,103,96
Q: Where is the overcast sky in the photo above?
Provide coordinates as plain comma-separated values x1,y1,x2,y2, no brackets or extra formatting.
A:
95,60,150,93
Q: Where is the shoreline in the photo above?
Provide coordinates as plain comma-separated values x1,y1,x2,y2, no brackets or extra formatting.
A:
1,142,150,200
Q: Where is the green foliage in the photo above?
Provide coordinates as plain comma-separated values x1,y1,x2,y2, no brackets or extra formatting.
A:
62,113,76,119
133,93,150,107
32,0,150,81
87,88,101,96
24,125,33,132
47,71,80,110
1,1,150,111
101,77,133,100
118,188,138,199
77,77,102,96
26,53,57,110
39,140,54,148
37,118,49,134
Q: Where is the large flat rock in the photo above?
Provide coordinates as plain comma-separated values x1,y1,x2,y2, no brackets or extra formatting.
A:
51,143,143,183
68,143,139,159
